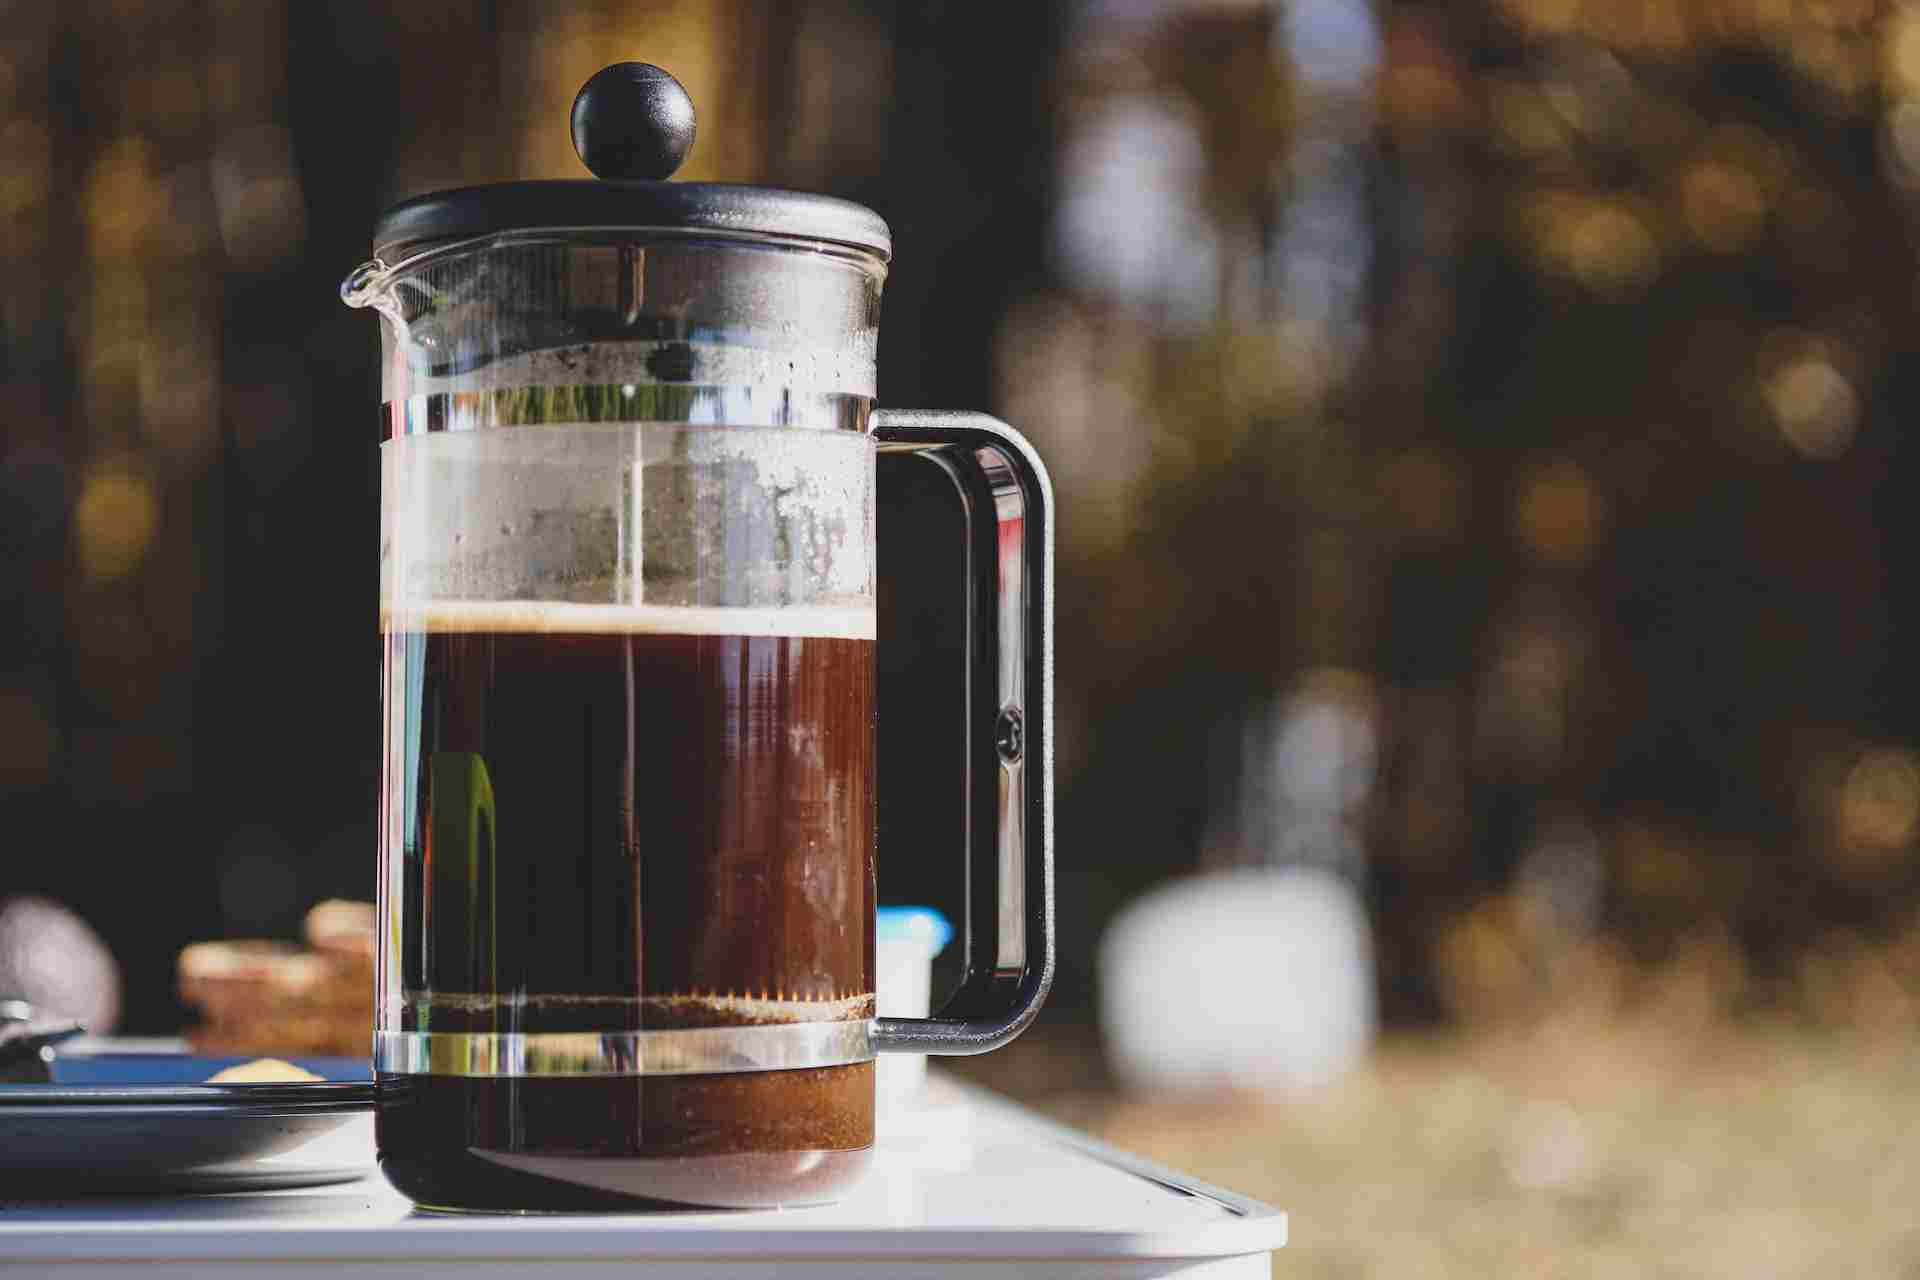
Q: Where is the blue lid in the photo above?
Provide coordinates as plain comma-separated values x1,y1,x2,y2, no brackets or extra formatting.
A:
876,906,953,952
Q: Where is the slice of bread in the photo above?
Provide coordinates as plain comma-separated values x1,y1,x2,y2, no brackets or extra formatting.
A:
204,1057,325,1084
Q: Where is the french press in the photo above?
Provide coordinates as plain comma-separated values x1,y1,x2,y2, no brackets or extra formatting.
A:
341,63,1053,1211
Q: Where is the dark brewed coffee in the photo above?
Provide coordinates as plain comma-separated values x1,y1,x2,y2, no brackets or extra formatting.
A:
376,602,876,1210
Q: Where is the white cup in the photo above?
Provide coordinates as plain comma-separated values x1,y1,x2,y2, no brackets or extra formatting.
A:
1100,866,1376,1093
875,907,952,1105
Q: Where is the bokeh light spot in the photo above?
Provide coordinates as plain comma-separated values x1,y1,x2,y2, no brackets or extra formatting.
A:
1565,200,1661,297
1887,11,1920,97
1767,357,1858,458
73,464,158,582
1618,823,1711,910
1886,101,1920,187
1836,747,1920,851
1380,448,1468,541
1680,158,1766,253
1514,458,1604,567
211,124,307,273
1489,78,1567,156
82,136,155,260
138,336,219,455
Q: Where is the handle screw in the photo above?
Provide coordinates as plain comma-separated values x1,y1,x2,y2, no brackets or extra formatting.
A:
995,707,1025,764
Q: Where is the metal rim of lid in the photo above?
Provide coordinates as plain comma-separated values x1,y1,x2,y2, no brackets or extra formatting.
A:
372,180,893,266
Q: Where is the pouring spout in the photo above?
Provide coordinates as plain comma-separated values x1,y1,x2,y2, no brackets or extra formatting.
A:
341,256,412,348
340,258,395,311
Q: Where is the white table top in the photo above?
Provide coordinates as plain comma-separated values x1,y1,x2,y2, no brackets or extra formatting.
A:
0,1078,1285,1278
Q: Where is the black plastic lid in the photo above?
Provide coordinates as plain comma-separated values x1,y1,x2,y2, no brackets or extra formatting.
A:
371,62,891,264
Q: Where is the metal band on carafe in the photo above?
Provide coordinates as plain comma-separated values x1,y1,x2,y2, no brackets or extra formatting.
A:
373,1020,875,1077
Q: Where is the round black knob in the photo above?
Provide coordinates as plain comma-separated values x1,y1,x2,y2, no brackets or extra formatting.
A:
570,63,696,182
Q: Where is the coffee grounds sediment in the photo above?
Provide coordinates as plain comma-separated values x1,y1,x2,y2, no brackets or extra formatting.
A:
377,1061,874,1210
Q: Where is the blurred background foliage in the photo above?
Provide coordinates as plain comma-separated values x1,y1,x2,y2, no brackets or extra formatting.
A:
1025,0,1920,1039
5,0,1920,1051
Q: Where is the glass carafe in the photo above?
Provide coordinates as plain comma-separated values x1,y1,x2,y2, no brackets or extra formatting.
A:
341,63,1052,1212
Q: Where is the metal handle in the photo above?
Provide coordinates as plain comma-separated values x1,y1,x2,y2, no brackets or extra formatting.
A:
872,411,1054,1055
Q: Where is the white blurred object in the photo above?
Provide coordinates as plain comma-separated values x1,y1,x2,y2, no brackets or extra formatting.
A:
1100,866,1374,1092
1054,96,1221,329
1228,679,1376,877
0,895,121,1033
875,907,952,1107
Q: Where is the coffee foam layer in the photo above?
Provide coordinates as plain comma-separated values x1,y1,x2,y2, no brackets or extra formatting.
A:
382,598,875,641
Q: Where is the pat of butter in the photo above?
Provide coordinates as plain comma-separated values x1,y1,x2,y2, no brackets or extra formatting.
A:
204,1058,324,1084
